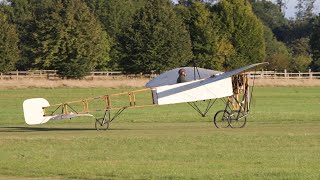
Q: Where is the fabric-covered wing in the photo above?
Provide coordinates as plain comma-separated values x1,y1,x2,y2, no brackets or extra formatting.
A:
152,77,233,105
151,62,268,105
146,67,222,88
208,62,269,83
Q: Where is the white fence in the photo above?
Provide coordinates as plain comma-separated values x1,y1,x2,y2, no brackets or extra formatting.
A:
0,69,319,80
246,70,320,79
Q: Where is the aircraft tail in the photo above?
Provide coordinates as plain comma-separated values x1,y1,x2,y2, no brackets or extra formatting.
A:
23,98,52,125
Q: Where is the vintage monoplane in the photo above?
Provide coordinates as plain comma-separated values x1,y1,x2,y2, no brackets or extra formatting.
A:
23,62,267,130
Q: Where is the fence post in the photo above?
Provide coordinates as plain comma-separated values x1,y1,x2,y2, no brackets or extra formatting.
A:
0,72,2,80
298,71,301,79
284,69,287,79
309,69,312,79
261,69,263,78
16,70,19,80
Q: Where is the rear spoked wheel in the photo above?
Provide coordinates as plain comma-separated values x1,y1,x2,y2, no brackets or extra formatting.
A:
228,111,247,128
213,110,230,128
95,118,109,131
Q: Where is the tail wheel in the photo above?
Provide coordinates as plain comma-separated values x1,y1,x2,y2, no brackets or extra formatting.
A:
213,110,230,128
95,118,109,131
228,111,247,128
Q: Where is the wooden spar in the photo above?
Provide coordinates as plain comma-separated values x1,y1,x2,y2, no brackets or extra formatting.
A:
42,88,155,116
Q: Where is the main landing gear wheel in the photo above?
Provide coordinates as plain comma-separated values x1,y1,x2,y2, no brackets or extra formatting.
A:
95,118,109,131
213,110,230,128
228,111,247,128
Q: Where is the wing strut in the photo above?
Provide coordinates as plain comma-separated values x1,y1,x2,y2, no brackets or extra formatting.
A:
187,99,217,117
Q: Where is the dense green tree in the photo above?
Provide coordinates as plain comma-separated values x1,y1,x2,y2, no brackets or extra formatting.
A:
310,15,320,71
251,0,287,30
84,0,146,69
263,25,291,71
186,2,222,69
177,0,217,6
5,0,35,70
289,55,311,72
285,38,311,73
84,0,146,44
31,0,110,78
289,38,310,57
213,0,265,69
0,11,20,73
118,0,192,74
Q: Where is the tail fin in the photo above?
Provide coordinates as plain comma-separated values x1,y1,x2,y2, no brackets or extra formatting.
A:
23,98,52,125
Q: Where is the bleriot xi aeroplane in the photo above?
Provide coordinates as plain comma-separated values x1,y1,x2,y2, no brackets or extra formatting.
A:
23,62,268,130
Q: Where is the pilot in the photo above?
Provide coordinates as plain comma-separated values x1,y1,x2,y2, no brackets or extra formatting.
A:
177,68,188,83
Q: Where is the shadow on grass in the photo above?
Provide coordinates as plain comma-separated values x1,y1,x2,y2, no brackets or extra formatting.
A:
0,126,132,132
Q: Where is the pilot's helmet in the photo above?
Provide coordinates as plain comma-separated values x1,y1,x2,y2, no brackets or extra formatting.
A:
178,68,186,75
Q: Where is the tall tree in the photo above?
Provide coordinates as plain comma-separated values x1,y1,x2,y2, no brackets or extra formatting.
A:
251,0,287,30
310,15,320,71
118,0,192,74
5,0,34,70
0,11,20,73
187,2,222,69
263,25,291,71
213,0,265,69
31,0,110,78
84,0,146,69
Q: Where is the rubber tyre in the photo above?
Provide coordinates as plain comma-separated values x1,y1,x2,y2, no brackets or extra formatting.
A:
228,111,247,128
95,118,109,131
213,110,230,128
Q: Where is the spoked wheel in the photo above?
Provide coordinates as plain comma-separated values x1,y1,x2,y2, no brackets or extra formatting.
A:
95,118,109,131
213,110,230,128
228,111,247,128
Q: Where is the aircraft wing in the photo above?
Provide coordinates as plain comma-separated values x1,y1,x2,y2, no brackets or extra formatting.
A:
206,62,268,83
151,62,268,105
152,77,233,105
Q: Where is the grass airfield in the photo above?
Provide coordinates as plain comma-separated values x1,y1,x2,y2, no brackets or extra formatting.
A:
0,87,319,179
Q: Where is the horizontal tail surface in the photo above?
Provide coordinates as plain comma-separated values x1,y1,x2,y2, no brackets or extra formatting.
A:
23,98,94,125
23,98,51,125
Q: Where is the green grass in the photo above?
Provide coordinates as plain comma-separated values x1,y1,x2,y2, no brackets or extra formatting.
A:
0,87,319,179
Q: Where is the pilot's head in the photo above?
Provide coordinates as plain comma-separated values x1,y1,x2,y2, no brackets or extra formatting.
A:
178,68,186,76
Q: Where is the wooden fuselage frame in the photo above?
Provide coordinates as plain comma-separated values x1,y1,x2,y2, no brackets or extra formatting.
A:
43,88,157,117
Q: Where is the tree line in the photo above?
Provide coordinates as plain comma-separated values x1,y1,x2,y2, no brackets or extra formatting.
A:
0,0,319,78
